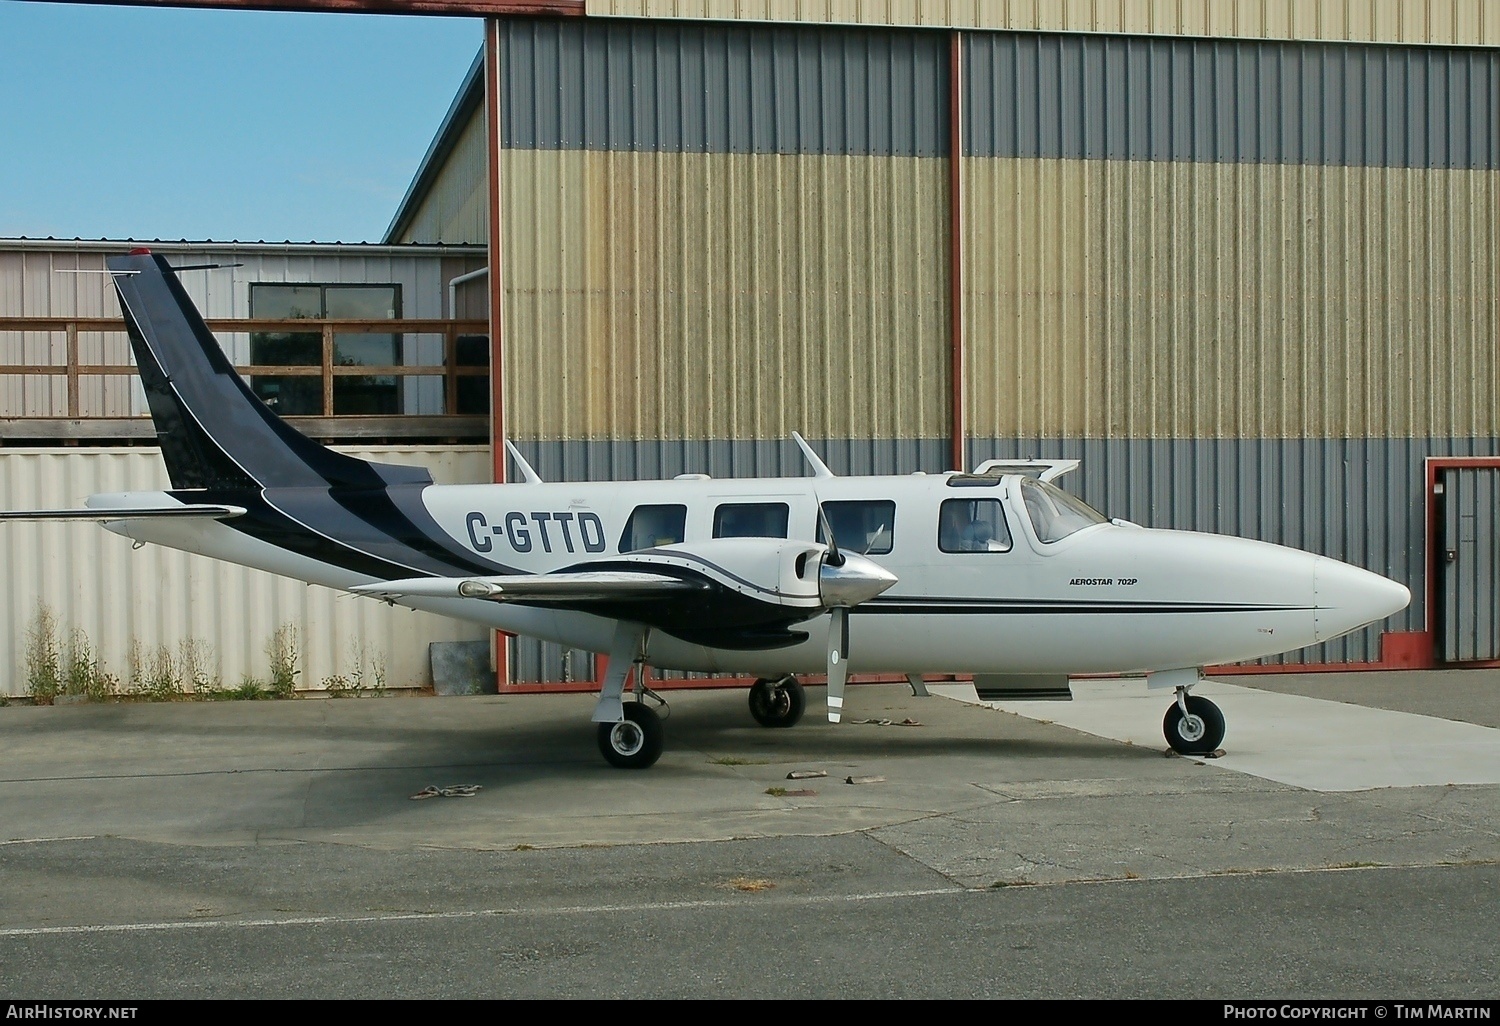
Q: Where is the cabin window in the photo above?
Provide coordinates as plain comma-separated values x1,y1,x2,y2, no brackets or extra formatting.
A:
1020,477,1108,543
817,500,895,555
713,502,790,539
619,504,687,552
944,472,1003,487
938,498,1012,553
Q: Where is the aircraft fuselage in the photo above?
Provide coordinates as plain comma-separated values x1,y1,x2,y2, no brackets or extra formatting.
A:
97,468,1408,680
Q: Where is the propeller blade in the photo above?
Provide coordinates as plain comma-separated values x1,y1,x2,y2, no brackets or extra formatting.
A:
826,606,849,723
816,501,843,567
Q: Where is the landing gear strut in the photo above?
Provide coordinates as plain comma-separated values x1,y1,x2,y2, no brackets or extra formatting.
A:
591,621,667,769
1163,689,1225,755
748,675,806,728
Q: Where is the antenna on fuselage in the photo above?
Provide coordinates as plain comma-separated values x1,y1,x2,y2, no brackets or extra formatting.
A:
791,431,835,478
505,440,543,484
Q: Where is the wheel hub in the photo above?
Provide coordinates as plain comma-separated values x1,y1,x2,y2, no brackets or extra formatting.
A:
610,720,645,757
1177,714,1206,743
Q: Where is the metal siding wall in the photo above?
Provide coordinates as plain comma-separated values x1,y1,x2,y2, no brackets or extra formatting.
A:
494,19,949,451
964,159,1500,440
1,245,480,417
397,112,491,246
965,33,1500,169
503,149,948,443
0,250,133,418
0,447,491,698
500,18,948,155
587,1,1500,47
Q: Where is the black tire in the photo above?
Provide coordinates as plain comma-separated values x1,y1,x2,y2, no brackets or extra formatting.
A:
748,676,806,728
597,702,664,769
1163,694,1226,755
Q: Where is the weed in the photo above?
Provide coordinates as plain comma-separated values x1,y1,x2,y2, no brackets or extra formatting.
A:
65,628,119,701
23,606,62,703
129,641,183,701
322,642,387,697
179,638,219,695
764,786,789,797
266,625,300,699
709,756,770,766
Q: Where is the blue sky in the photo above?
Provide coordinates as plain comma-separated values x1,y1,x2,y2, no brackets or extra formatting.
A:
0,1,481,243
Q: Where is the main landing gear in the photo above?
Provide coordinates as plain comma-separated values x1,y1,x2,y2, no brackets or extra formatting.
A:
597,702,665,769
749,675,806,728
592,622,667,769
1163,689,1225,755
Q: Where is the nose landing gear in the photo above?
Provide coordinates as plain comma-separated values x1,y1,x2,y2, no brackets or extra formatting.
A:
1164,689,1225,755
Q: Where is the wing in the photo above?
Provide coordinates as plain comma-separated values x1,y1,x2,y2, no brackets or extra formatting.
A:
0,505,246,522
352,571,701,603
349,537,897,654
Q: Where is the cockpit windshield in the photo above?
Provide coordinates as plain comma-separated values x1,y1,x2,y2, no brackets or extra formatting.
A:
1019,477,1108,543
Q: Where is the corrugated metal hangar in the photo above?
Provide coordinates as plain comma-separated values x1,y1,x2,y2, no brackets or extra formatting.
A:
2,0,1498,693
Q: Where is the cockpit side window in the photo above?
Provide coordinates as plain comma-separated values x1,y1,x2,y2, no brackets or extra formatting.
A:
713,502,790,539
1020,477,1108,543
938,498,1012,553
619,504,687,552
817,500,896,555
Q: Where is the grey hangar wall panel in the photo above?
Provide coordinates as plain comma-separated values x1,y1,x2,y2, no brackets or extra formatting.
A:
499,18,949,156
964,32,1500,169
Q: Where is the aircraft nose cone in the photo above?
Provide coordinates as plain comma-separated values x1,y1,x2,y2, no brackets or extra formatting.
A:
820,551,898,608
1313,557,1411,643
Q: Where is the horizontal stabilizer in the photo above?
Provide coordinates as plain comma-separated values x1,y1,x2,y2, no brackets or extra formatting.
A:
0,504,246,522
352,571,703,603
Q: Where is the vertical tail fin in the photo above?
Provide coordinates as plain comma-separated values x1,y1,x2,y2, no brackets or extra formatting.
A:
109,252,429,492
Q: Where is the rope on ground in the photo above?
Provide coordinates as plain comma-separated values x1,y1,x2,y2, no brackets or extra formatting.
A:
409,784,483,799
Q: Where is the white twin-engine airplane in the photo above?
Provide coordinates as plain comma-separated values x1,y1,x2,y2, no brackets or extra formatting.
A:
2,251,1412,768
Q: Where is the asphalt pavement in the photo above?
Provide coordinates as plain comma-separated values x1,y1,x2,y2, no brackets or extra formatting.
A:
1,670,1496,999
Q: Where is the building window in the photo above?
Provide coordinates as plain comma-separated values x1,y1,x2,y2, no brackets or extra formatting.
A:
249,283,401,415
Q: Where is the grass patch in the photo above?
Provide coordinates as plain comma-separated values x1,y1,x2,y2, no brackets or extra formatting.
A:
708,756,771,766
219,676,270,701
725,877,776,892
